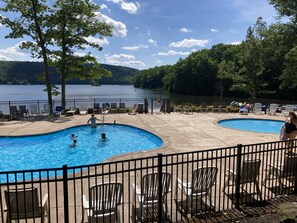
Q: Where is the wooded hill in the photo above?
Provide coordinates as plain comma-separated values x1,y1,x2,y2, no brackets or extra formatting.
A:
0,61,138,85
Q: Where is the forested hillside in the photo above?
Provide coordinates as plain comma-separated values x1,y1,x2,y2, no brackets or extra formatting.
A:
134,16,297,101
0,61,138,85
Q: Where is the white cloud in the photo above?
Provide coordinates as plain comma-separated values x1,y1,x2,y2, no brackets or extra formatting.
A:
105,53,145,67
0,41,31,59
122,45,148,50
122,60,145,66
148,39,157,46
156,59,162,64
228,29,237,34
74,52,87,57
0,54,12,61
106,0,140,14
230,41,242,45
100,4,108,10
169,38,209,48
157,50,191,56
179,28,192,33
84,36,109,46
95,12,127,37
211,28,218,32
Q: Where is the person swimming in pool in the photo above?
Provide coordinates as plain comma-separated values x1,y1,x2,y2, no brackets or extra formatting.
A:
87,114,101,128
70,139,77,148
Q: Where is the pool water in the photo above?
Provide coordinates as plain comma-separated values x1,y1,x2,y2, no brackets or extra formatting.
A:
0,124,163,172
218,118,284,134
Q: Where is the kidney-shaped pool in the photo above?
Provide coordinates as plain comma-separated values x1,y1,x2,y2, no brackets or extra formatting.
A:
0,124,163,172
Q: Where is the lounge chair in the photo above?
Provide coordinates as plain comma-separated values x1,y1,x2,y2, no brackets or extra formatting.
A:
268,103,277,116
53,106,63,117
212,103,220,112
65,107,77,116
4,187,48,223
200,102,208,112
42,104,51,116
110,103,118,113
119,103,126,113
263,154,297,194
239,106,249,115
93,103,101,114
9,105,20,119
253,103,262,115
19,105,29,117
79,104,88,115
223,159,262,201
29,104,39,116
283,104,294,116
83,182,123,223
176,166,218,214
132,172,172,222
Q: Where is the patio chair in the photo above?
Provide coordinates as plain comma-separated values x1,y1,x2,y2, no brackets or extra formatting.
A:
65,107,77,116
283,104,294,116
119,103,126,113
253,103,262,115
19,105,29,117
83,182,123,223
212,103,220,112
42,104,51,116
4,187,48,223
223,159,262,201
132,172,172,222
93,103,101,114
110,103,118,113
268,103,277,116
220,103,228,113
79,104,88,115
176,166,218,214
53,106,63,117
9,105,20,119
200,102,208,112
263,154,297,194
29,104,39,116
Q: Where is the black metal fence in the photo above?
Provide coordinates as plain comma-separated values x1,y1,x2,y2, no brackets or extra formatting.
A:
0,98,171,117
0,140,296,222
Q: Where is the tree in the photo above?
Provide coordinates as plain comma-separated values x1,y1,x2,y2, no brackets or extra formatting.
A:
268,0,297,23
0,0,54,112
49,0,112,110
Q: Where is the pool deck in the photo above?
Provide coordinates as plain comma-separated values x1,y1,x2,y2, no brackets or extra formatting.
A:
0,112,284,161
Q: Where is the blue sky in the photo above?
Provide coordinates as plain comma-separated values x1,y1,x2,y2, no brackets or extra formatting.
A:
0,0,279,70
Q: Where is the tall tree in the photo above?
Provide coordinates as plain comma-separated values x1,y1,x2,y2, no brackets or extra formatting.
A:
0,0,54,112
49,0,112,110
269,0,297,23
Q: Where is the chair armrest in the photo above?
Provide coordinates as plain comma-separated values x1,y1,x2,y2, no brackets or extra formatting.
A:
82,195,89,209
226,169,236,176
41,193,48,208
132,183,141,195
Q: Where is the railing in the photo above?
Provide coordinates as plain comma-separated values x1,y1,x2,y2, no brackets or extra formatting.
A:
0,140,296,222
0,97,171,117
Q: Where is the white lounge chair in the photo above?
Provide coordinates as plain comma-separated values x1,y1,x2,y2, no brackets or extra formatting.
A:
79,104,88,115
4,187,48,223
29,104,39,116
119,103,126,113
263,154,297,194
176,166,218,214
268,103,277,116
253,103,262,115
283,104,294,116
223,159,262,201
83,182,123,223
42,104,51,116
133,172,172,222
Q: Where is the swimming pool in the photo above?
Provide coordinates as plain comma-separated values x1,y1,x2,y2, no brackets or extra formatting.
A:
218,118,284,134
0,124,163,173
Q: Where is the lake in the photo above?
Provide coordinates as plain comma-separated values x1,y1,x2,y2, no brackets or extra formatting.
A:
0,84,169,101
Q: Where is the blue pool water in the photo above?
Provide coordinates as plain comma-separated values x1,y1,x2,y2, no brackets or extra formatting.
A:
0,124,162,173
218,118,284,133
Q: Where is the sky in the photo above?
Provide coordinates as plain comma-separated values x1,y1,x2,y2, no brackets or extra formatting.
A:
0,0,280,70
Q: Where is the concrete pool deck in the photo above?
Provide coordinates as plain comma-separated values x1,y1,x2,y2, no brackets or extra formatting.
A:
0,112,285,161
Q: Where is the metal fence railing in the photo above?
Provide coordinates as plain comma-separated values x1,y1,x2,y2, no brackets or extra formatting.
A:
0,140,296,222
0,98,171,118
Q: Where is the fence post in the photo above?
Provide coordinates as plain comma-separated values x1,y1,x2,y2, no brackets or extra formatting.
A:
235,144,242,209
62,165,69,223
157,153,163,222
151,98,154,114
